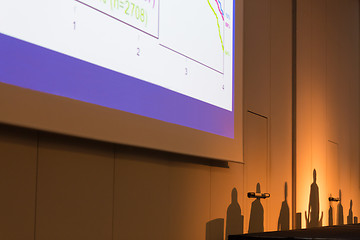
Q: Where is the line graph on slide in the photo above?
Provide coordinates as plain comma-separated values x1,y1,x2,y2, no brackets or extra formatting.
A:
207,0,225,51
74,0,230,73
159,0,231,74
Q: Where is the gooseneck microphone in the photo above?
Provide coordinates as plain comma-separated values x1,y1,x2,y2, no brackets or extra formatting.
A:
247,192,270,199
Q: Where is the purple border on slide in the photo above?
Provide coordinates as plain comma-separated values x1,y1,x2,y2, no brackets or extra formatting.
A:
0,33,234,138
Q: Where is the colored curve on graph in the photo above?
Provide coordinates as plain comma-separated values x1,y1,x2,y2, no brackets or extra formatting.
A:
207,0,224,51
215,0,224,21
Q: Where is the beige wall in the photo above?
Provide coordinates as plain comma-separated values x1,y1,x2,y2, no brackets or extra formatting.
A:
297,0,360,228
0,0,359,239
243,0,292,232
0,124,245,240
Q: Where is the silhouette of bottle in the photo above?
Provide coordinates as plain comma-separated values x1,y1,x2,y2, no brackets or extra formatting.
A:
328,205,333,226
225,188,243,239
337,189,344,225
347,200,353,224
328,193,334,226
248,183,264,233
277,182,290,231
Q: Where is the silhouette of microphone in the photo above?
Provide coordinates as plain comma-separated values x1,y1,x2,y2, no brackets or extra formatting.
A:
247,192,270,199
328,196,340,202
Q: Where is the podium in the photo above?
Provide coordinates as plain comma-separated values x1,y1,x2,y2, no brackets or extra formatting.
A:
229,224,360,240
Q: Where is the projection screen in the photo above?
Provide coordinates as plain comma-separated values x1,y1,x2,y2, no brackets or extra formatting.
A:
0,0,243,162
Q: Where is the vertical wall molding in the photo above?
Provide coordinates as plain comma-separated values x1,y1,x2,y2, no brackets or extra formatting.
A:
291,0,297,230
33,132,40,239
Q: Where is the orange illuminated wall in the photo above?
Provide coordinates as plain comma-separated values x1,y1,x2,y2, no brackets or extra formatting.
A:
296,0,360,228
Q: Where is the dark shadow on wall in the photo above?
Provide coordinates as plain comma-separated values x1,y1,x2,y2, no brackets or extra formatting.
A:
206,218,224,240
337,190,344,225
206,188,243,240
225,188,244,239
248,183,264,233
328,197,334,226
116,144,230,168
295,212,302,229
277,182,290,231
347,200,353,224
305,169,323,228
